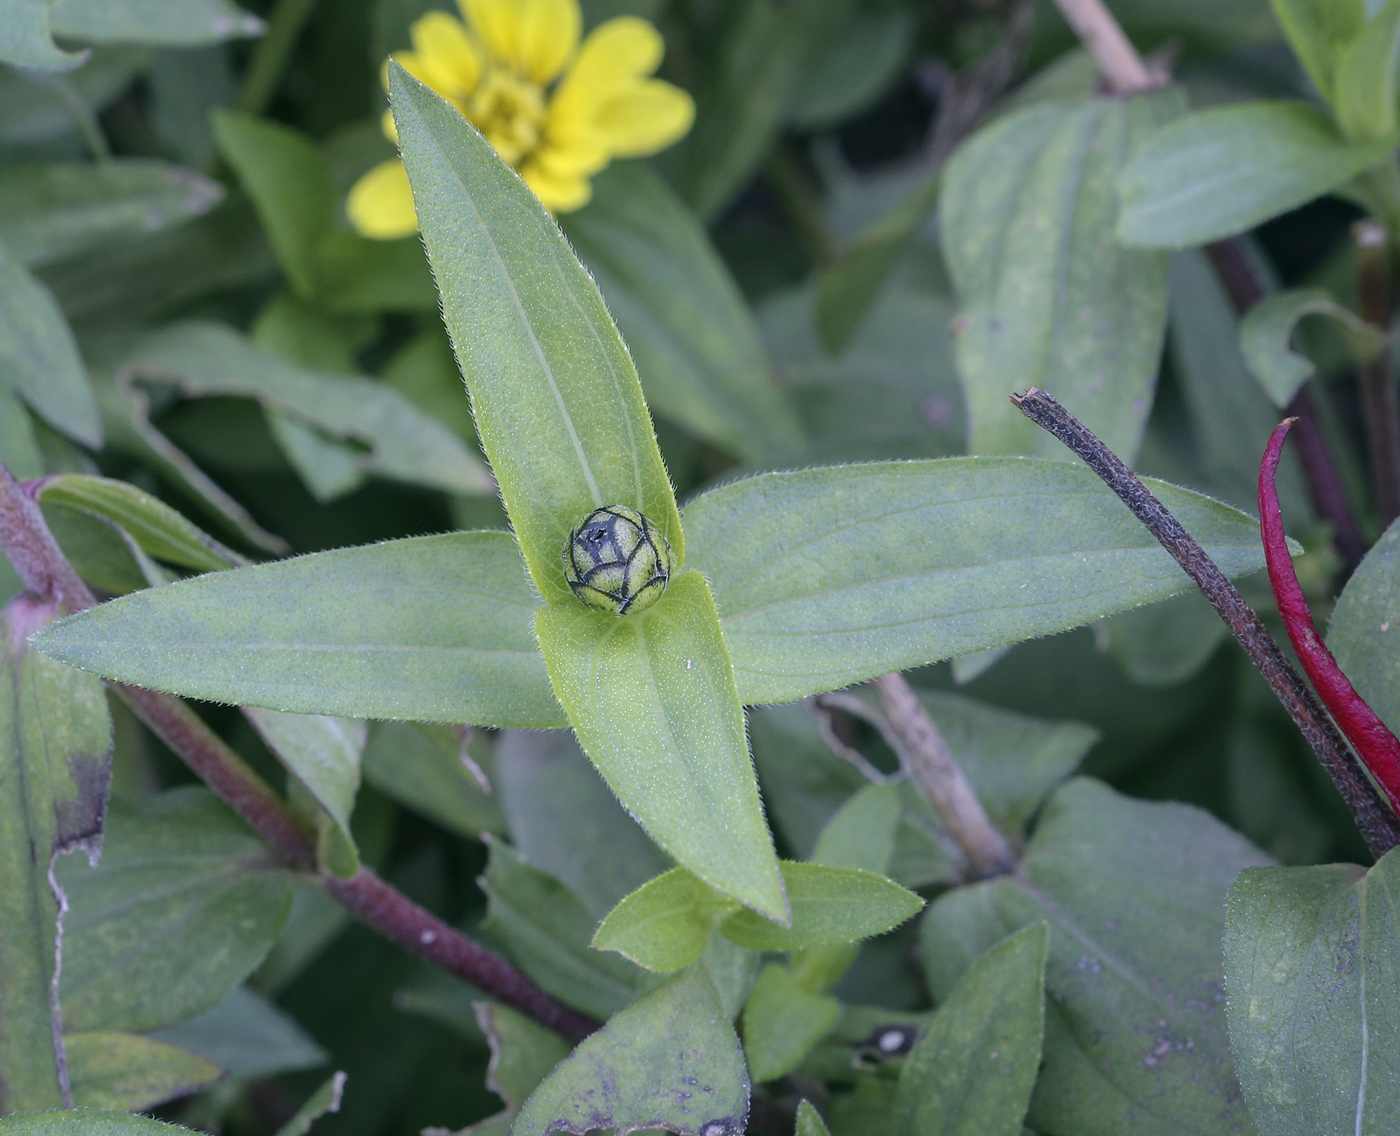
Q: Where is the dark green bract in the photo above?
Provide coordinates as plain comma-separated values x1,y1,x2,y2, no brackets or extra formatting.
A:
563,506,673,615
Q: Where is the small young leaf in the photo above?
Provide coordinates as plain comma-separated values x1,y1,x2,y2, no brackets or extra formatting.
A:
795,1100,833,1136
32,532,565,727
593,868,733,973
1240,286,1386,407
741,963,841,1083
1118,101,1395,247
892,923,1046,1136
535,571,787,923
479,840,640,1021
0,595,113,1113
719,862,923,952
512,964,749,1136
58,788,292,1033
389,63,682,602
1225,850,1400,1135
64,1031,222,1112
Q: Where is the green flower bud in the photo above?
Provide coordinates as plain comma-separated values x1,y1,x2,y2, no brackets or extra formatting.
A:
563,505,674,615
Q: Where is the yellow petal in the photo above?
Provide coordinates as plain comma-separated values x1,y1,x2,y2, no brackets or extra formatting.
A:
517,0,580,82
557,16,663,107
460,0,517,67
521,158,592,212
409,10,482,97
592,80,694,156
535,129,610,176
347,159,419,239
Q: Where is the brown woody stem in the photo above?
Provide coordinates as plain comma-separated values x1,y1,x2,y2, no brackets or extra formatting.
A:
1050,0,1157,92
1012,388,1400,856
0,462,599,1042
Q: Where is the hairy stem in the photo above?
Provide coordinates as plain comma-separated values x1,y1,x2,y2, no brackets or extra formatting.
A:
1355,219,1400,528
1050,0,1156,92
0,462,599,1042
872,673,1015,877
1012,388,1400,856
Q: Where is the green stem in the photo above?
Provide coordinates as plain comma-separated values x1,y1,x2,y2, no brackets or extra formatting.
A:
236,0,319,116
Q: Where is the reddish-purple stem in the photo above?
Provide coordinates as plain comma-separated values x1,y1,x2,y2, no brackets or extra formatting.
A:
1260,420,1400,815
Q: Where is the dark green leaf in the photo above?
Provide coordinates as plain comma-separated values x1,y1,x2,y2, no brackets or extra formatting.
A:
795,1100,833,1136
1117,101,1395,247
893,924,1046,1136
512,964,749,1136
33,532,565,728
49,0,263,45
1103,591,1229,688
273,1071,346,1136
943,92,1180,459
0,243,101,448
1328,516,1400,734
742,963,841,1083
479,840,640,1021
0,595,113,1114
535,571,787,922
785,9,912,130
684,460,1271,705
147,986,327,1081
1240,286,1386,407
0,160,222,269
64,1031,222,1112
561,162,802,461
1224,850,1400,1135
720,862,923,952
389,63,682,602
465,1002,572,1136
57,787,292,1033
920,778,1268,1136
361,722,505,838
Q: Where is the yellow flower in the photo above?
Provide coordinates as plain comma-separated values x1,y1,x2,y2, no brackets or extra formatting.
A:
348,0,694,237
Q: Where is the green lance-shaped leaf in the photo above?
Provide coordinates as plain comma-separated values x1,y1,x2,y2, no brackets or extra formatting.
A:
1268,0,1367,104
795,1101,832,1136
536,571,787,922
33,531,565,728
685,459,1273,706
48,0,264,46
1333,0,1400,142
741,963,840,1083
0,1113,204,1135
0,595,113,1113
1240,286,1387,408
57,788,292,1033
512,963,749,1136
594,868,738,973
388,63,682,601
0,0,84,71
941,91,1180,462
892,923,1047,1136
64,1031,222,1112
561,162,802,462
1225,850,1400,1136
0,159,223,269
1118,101,1397,248
0,242,101,448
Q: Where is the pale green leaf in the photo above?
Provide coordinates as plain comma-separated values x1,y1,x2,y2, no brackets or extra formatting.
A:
1334,0,1400,140
245,708,363,878
57,788,292,1033
0,385,41,481
1118,101,1396,247
1328,516,1400,734
811,783,902,874
893,924,1046,1136
720,862,923,952
65,1031,222,1112
49,0,262,44
35,475,243,572
0,0,84,70
0,595,113,1114
121,320,492,496
0,1112,201,1134
148,986,327,1081
593,868,731,973
1225,850,1400,1135
389,63,682,602
361,722,505,838
31,531,565,727
480,840,640,1021
512,964,749,1136
1241,286,1387,407
920,778,1268,1136
741,964,841,1083
1268,0,1367,100
0,243,101,448
535,571,786,922
0,160,222,269
274,1071,346,1136
684,459,1270,706
943,92,1180,459
795,1100,833,1136
561,162,802,461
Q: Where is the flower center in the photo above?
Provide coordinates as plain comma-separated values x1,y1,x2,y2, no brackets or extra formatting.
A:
467,68,547,167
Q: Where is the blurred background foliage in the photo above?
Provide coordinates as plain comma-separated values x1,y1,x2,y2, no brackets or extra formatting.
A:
0,0,1383,1131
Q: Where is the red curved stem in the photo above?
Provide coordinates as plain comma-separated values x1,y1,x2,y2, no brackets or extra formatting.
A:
1260,420,1400,815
